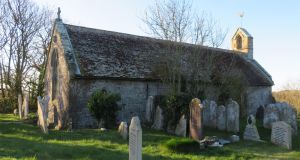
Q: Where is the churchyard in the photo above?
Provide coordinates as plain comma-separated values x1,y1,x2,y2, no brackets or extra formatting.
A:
0,113,299,160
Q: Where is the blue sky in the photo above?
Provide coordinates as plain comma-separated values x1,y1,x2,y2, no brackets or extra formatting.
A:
33,0,300,91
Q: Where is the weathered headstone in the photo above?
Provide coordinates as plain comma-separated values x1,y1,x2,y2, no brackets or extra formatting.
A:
18,94,22,119
145,96,154,123
263,103,280,128
118,121,128,140
129,116,142,160
23,94,29,119
202,100,217,128
226,99,239,133
189,98,203,141
151,106,164,130
37,96,50,134
175,115,186,137
13,109,18,116
271,121,292,150
243,115,261,141
264,102,298,135
217,105,226,131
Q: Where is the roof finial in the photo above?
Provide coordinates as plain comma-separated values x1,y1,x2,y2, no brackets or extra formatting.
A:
57,7,61,20
238,11,244,27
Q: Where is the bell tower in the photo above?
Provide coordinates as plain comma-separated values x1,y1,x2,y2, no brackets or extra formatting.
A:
231,28,253,59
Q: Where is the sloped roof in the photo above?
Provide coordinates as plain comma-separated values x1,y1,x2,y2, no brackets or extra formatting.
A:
62,23,273,86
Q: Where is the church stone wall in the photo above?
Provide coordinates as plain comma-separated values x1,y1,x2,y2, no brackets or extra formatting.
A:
69,79,168,128
246,86,273,116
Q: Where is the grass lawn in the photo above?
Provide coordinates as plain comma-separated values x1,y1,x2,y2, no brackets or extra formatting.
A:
0,114,299,160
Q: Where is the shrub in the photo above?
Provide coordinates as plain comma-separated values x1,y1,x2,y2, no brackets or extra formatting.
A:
154,93,192,128
87,90,121,128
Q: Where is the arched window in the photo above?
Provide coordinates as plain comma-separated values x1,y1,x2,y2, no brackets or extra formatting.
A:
236,35,242,49
51,49,59,100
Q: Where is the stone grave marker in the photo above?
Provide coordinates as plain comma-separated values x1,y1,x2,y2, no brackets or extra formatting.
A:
23,94,29,119
129,116,142,160
189,98,203,141
243,115,261,141
37,96,50,134
226,99,239,133
271,121,292,150
13,109,18,116
18,94,22,119
145,96,154,123
264,102,298,135
202,100,217,128
217,105,226,131
175,115,186,137
151,106,163,130
118,121,128,140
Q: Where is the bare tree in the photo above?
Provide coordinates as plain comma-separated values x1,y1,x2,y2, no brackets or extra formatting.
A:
143,0,229,95
143,0,227,46
0,0,52,111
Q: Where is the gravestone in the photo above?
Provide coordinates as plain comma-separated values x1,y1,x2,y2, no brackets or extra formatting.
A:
271,121,292,150
118,121,128,140
151,106,164,130
145,96,154,123
18,94,22,119
202,100,217,128
263,103,280,128
264,102,298,135
243,115,261,141
189,98,203,141
129,116,142,160
23,94,29,119
37,96,50,134
217,105,226,131
13,109,18,116
175,115,186,137
226,99,239,133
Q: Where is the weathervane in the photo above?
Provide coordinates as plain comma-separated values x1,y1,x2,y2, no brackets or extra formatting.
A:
238,11,244,27
57,7,61,20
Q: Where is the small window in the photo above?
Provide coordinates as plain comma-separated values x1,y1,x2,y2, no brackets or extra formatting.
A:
236,35,242,49
51,49,59,100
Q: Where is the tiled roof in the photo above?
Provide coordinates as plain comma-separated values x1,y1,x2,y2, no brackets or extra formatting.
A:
63,23,273,86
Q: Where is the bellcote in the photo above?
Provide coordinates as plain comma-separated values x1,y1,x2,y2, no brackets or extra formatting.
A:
231,28,253,59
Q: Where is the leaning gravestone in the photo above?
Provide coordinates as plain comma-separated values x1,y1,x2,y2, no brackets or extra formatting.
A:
189,98,203,141
243,115,261,141
264,102,298,135
118,121,128,140
271,121,292,150
217,105,226,131
202,100,217,129
129,116,142,160
175,115,187,137
18,94,22,119
23,94,29,119
37,96,50,134
226,99,239,133
145,96,154,123
151,106,164,130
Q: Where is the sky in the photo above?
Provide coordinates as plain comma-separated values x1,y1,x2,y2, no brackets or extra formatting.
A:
33,0,300,91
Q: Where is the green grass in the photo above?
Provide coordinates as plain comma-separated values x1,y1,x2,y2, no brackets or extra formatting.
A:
0,114,299,160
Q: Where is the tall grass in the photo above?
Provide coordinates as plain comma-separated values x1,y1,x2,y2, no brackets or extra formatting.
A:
273,90,300,116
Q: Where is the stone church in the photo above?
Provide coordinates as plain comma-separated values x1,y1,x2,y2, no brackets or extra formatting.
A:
44,16,273,129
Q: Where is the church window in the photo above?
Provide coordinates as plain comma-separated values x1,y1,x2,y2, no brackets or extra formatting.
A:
236,35,242,49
